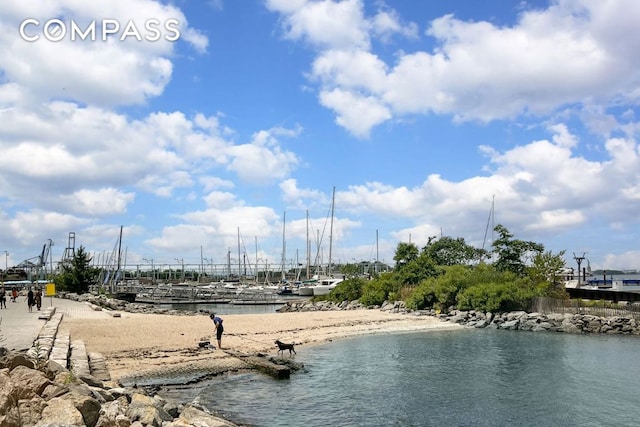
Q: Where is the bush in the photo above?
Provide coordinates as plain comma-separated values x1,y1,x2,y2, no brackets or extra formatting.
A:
456,279,535,312
406,265,474,311
405,279,437,310
327,278,365,303
360,273,398,306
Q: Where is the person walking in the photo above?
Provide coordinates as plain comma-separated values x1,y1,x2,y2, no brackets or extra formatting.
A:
35,288,42,311
11,286,17,303
209,313,224,350
0,286,6,309
27,287,34,312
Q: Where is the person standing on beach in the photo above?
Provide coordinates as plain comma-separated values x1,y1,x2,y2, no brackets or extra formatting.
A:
27,287,34,312
35,289,42,311
209,313,224,349
11,287,17,303
0,286,6,309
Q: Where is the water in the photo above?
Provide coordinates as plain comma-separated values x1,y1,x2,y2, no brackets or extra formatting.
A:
155,302,285,315
160,329,640,427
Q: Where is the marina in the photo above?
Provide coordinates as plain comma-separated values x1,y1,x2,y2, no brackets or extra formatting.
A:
106,280,311,305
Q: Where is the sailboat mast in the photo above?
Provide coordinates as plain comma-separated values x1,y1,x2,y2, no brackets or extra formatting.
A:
481,195,496,260
281,211,286,281
306,210,310,280
328,186,335,277
116,225,123,272
255,236,259,285
237,227,241,279
376,229,379,275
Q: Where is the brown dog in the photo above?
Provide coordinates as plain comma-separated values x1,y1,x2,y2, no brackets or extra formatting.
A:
275,339,296,356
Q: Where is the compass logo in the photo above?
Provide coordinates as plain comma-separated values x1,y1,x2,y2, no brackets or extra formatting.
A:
19,18,181,42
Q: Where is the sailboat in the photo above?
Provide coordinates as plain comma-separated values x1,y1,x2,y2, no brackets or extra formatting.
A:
310,187,344,296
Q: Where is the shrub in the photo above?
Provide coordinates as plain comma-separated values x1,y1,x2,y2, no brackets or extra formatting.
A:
405,279,437,310
327,278,365,303
360,273,398,306
456,279,535,312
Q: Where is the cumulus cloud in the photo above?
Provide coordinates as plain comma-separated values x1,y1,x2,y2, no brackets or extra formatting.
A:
226,127,301,183
0,0,208,108
268,0,640,137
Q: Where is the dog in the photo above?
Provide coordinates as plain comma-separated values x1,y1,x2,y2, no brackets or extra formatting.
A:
275,339,296,356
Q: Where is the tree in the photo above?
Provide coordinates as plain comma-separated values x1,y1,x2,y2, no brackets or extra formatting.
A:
54,246,99,294
491,225,544,276
529,250,568,298
393,242,419,269
423,236,486,266
340,263,360,279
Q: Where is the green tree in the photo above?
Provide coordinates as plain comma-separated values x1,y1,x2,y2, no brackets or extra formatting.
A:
529,250,568,298
393,242,419,269
395,254,438,287
340,263,360,279
423,236,486,266
491,225,544,276
54,246,99,294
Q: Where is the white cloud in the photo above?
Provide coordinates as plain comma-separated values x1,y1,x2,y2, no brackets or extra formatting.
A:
268,0,640,136
266,0,370,50
371,9,418,42
0,0,207,108
60,188,135,215
319,88,391,138
226,127,301,183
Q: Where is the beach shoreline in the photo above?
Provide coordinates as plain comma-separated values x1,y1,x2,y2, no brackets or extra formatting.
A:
59,308,464,384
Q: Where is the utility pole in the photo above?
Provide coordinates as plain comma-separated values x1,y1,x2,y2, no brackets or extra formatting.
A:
573,252,586,286
2,251,8,284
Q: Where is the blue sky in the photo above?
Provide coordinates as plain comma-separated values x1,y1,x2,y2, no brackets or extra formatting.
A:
1,0,640,275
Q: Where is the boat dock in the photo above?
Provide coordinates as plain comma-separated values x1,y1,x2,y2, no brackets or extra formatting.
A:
103,280,310,305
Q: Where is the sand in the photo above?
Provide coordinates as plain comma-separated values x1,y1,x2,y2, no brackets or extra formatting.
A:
59,309,463,382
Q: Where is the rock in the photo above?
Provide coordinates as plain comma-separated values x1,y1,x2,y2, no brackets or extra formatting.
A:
559,318,582,334
499,320,520,330
18,396,46,426
69,392,102,427
126,393,173,426
9,365,51,400
36,397,85,426
177,405,238,427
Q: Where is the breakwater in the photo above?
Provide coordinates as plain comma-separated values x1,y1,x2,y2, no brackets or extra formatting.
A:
277,299,640,335
441,309,640,335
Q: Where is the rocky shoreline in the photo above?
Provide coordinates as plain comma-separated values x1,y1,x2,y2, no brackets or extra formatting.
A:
277,299,640,335
0,348,239,426
440,308,640,334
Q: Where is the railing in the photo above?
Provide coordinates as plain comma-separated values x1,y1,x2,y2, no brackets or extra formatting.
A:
530,297,640,320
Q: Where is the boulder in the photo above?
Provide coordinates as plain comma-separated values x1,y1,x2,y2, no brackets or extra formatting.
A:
17,396,46,426
126,393,173,426
177,405,238,427
36,397,85,426
9,365,51,400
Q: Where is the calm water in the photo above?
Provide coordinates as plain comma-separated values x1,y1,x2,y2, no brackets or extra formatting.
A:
159,329,640,427
155,301,284,315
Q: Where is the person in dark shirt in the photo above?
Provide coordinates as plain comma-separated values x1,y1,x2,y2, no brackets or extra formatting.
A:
27,288,35,312
209,313,224,349
0,286,6,309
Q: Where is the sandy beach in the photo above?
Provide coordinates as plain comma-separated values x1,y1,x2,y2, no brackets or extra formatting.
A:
59,309,463,383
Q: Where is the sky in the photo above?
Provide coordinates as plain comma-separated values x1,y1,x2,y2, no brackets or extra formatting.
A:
1,0,640,276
